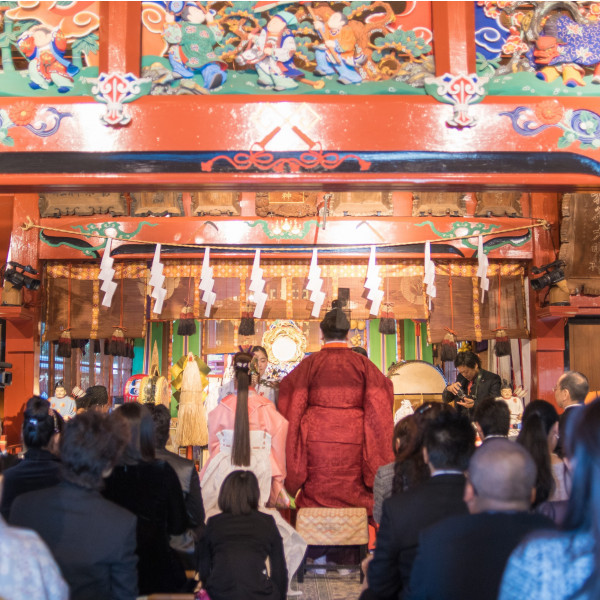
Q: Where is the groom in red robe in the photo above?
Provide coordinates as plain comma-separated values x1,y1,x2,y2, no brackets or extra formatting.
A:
278,306,394,515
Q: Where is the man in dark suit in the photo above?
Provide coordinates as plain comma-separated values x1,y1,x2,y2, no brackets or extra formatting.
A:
406,438,554,600
442,351,502,419
473,396,510,441
10,411,138,600
554,370,588,458
150,403,205,569
360,409,475,600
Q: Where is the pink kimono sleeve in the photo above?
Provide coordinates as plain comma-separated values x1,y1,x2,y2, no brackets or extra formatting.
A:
278,364,309,496
362,369,395,488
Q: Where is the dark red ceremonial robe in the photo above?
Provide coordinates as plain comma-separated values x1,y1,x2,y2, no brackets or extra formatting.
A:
278,344,394,514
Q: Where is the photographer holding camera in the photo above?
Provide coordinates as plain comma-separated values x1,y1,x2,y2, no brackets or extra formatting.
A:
442,351,501,420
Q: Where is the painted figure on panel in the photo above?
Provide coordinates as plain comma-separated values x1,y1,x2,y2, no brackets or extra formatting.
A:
236,11,303,91
17,25,79,92
162,1,227,90
313,9,364,84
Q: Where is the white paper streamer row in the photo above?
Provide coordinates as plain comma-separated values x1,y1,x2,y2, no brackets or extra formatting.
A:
199,247,216,317
364,246,384,316
99,237,117,308
249,249,267,318
150,243,167,315
306,249,326,318
477,235,489,303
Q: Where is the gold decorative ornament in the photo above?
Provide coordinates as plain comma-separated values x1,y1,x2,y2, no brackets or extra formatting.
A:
262,320,307,367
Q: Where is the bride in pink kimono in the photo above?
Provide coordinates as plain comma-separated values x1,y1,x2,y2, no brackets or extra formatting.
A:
200,351,306,592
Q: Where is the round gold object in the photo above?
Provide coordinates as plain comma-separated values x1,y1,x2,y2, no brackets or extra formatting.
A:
262,320,307,366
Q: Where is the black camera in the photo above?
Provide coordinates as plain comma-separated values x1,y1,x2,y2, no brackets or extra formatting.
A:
530,260,565,291
3,261,41,291
455,387,466,400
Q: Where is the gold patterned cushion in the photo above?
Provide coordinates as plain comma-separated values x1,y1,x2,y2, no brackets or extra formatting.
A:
295,507,369,546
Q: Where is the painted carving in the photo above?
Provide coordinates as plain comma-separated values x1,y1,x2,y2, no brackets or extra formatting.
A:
424,73,488,128
0,104,71,146
191,192,241,216
476,2,600,94
247,219,317,240
40,221,157,257
501,101,600,150
255,192,319,218
0,2,99,97
131,192,184,217
412,192,466,217
141,1,434,95
475,192,523,217
158,2,227,93
330,191,393,217
39,192,126,218
91,72,150,126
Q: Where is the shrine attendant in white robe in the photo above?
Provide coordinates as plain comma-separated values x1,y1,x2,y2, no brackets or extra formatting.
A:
200,351,306,591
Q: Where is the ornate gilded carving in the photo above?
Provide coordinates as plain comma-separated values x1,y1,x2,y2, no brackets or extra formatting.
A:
329,191,393,217
255,192,319,218
475,192,523,217
412,192,466,216
190,192,241,216
131,192,183,217
39,192,126,218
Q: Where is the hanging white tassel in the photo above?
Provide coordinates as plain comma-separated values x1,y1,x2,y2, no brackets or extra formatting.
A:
424,241,436,310
199,247,216,317
364,245,384,316
249,249,268,318
99,237,117,307
150,243,167,314
477,234,489,302
307,249,325,317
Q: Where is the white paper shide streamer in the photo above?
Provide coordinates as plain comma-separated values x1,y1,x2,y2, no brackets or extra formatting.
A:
364,246,384,316
477,235,489,302
306,249,326,318
249,249,268,318
99,237,117,308
150,243,167,315
199,247,216,317
424,241,436,309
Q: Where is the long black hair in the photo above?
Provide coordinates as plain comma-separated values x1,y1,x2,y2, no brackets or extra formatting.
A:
231,351,253,467
517,400,558,507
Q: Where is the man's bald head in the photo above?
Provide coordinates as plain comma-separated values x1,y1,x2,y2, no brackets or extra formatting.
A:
466,439,536,512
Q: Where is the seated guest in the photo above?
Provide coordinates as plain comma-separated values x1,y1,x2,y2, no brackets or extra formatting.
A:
518,400,568,506
103,403,188,595
372,415,429,525
49,381,76,420
474,396,511,441
150,403,206,569
499,400,600,600
361,408,475,600
10,411,137,600
200,470,287,600
0,514,68,600
406,439,554,600
1,396,62,519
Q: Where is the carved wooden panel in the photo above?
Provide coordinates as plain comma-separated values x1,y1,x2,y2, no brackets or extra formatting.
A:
255,192,319,218
559,192,600,295
131,192,183,216
39,192,126,217
412,192,466,216
475,192,523,217
191,192,241,216
329,191,393,217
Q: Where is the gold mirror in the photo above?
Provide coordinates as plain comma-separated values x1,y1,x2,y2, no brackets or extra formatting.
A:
262,320,306,366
